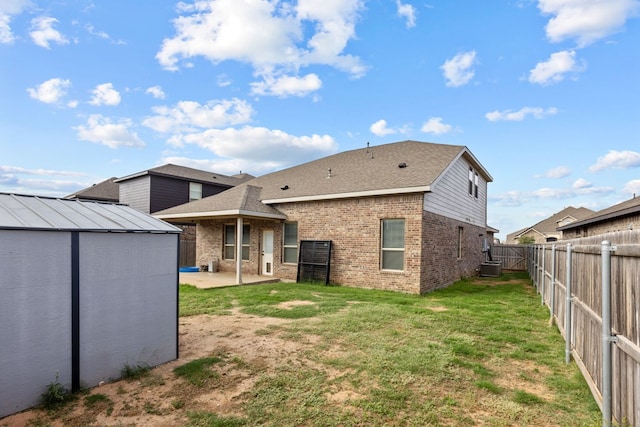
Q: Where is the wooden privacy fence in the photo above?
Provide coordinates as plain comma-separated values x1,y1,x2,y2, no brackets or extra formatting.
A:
490,244,528,270
528,230,640,427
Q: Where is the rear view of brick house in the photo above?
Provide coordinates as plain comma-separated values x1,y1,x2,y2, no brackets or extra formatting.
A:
155,140,493,294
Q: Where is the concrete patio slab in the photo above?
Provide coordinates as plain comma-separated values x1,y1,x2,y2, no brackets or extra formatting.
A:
178,271,288,289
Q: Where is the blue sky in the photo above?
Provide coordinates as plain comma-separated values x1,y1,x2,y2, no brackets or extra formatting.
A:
1,0,639,240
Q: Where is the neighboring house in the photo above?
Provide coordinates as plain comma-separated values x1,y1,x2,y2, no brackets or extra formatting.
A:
558,196,640,239
505,206,595,244
114,164,254,214
64,177,119,203
155,140,493,294
66,164,253,266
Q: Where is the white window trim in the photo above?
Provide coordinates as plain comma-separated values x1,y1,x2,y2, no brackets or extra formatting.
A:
381,219,405,271
283,222,298,264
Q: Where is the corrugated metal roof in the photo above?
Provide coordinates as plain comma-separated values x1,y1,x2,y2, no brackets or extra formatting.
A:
0,193,181,233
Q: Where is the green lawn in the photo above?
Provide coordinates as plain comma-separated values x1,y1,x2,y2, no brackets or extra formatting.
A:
179,271,601,427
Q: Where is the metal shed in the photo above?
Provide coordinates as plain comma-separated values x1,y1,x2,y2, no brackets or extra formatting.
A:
0,193,181,418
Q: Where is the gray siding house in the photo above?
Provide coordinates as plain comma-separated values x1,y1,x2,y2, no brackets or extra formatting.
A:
156,141,493,294
114,164,253,214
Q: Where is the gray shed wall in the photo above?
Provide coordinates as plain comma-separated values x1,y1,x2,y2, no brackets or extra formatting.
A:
0,229,178,418
0,230,73,417
79,232,178,385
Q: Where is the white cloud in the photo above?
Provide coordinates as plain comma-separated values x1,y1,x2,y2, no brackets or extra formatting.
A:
89,83,121,106
29,16,69,48
26,78,71,104
169,126,338,171
146,85,166,99
396,0,416,28
532,187,573,199
0,0,31,44
441,51,477,87
538,0,640,47
420,117,452,134
588,150,640,172
485,106,558,121
541,165,571,179
156,0,367,92
161,156,277,177
143,98,253,134
250,73,322,97
622,179,640,196
369,119,396,136
528,50,585,85
75,114,145,149
0,165,86,177
217,74,232,87
573,178,591,189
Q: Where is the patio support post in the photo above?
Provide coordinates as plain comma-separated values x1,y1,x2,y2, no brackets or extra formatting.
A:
236,217,243,285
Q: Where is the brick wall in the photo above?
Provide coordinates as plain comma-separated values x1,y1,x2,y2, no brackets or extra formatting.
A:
194,193,485,294
275,194,425,293
420,211,484,293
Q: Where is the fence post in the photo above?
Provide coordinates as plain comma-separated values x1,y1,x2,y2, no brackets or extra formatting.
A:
535,245,540,292
565,243,572,364
550,244,556,321
601,240,615,427
541,245,546,305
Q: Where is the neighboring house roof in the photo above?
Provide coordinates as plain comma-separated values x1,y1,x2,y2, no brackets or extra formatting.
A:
64,177,120,202
155,140,491,221
508,206,595,240
557,196,640,231
0,193,180,233
114,164,244,187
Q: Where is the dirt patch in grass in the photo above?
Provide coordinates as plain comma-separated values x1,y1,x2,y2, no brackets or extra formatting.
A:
1,309,299,427
276,300,317,309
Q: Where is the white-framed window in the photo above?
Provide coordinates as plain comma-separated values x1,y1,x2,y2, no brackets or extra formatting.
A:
381,219,405,270
468,167,479,198
223,224,250,260
189,182,202,202
474,172,479,198
283,222,298,263
457,226,464,259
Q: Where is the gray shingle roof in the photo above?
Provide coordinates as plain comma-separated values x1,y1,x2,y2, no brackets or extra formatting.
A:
114,164,244,187
155,141,490,221
0,193,180,232
155,184,286,220
511,206,595,237
64,177,119,202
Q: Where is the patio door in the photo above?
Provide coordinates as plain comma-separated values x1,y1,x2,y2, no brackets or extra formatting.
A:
262,229,274,275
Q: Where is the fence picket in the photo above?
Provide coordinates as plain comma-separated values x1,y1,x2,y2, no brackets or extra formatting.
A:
525,230,640,427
